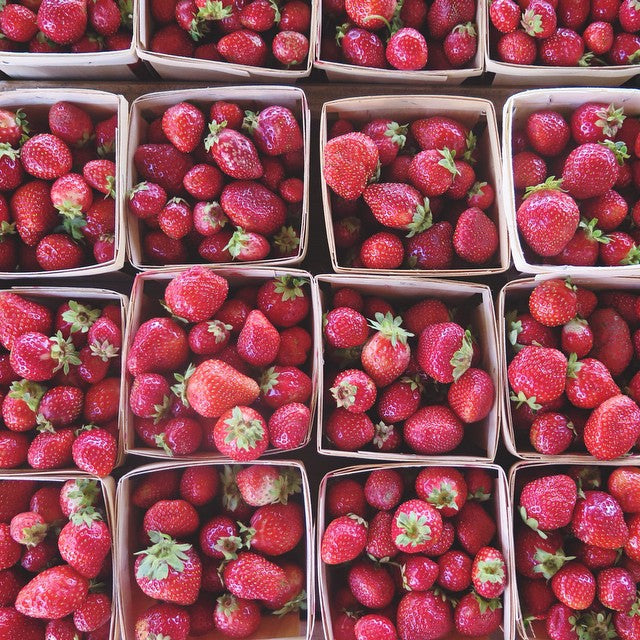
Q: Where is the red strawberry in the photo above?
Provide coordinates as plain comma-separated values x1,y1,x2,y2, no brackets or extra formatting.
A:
0,108,29,147
467,180,495,209
246,502,303,556
417,321,472,384
327,480,366,519
135,531,201,605
392,499,443,554
409,149,458,197
128,182,167,219
562,143,621,199
212,406,267,461
221,181,286,236
522,0,556,37
257,276,310,328
11,180,59,248
9,511,47,547
519,474,577,534
326,407,374,451
321,514,368,564
472,547,506,598
363,183,431,236
21,134,72,180
508,345,567,408
455,502,496,555
58,508,111,578
354,615,397,640
377,376,422,423
164,266,228,323
597,567,635,612
223,551,288,602
0,292,52,350
214,594,260,638
72,427,117,477
268,402,310,450
540,27,584,65
453,206,498,264
551,562,596,610
404,405,464,455
361,120,407,166
134,144,193,195
37,0,87,45
217,30,268,66
513,151,547,189
204,121,263,180
529,279,577,327
415,467,466,517
330,369,376,413
162,102,205,154
589,307,633,376
448,367,495,423
526,110,570,157
530,411,575,454
584,394,640,460
427,0,475,39
608,467,640,513
565,356,618,409
243,106,303,157
360,231,405,269
497,30,537,64
397,590,453,640
454,593,502,636
386,28,429,70
15,565,89,618
0,5,38,42
135,603,191,640
237,310,280,367
444,22,477,66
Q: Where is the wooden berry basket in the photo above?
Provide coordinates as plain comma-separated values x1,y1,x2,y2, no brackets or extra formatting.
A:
0,470,118,640
313,2,485,84
508,460,640,640
0,89,128,278
0,10,139,80
498,275,640,462
319,95,509,277
314,273,501,462
502,87,640,276
122,266,319,460
317,462,516,640
116,458,315,640
136,2,318,81
0,285,128,472
126,87,310,270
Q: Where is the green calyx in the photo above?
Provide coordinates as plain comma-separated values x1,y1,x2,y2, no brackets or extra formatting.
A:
523,176,564,199
473,593,502,614
621,244,640,266
579,217,609,244
189,15,209,41
224,228,250,259
533,547,575,579
467,180,487,198
330,379,359,410
154,433,172,456
67,479,100,508
519,506,548,539
464,131,477,163
368,312,413,347
61,300,100,334
17,521,48,547
70,506,103,527
89,339,119,362
628,48,640,64
207,320,232,341
575,611,617,640
273,276,308,301
214,530,243,560
578,52,606,67
196,0,232,20
14,109,30,142
220,465,243,512
521,8,544,36
437,148,460,177
468,488,491,502
222,406,265,452
595,104,626,139
49,331,82,375
475,556,505,584
600,139,630,165
171,363,196,408
510,390,542,411
204,119,228,151
152,395,170,424
407,198,433,238
400,375,424,393
242,110,259,136
566,352,583,379
273,590,307,616
118,0,133,27
373,421,395,449
335,22,351,46
61,212,88,242
0,220,15,238
384,121,408,150
128,181,149,199
274,226,300,255
217,593,240,617
8,379,46,412
507,319,523,347
427,481,459,512
0,142,19,161
394,510,432,548
135,531,192,580
453,21,476,37
259,366,280,394
450,329,473,382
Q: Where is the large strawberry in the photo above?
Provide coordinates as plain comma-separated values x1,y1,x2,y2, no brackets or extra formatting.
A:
242,105,303,156
508,345,567,408
363,182,432,236
519,474,577,535
361,312,412,387
127,317,188,376
204,121,263,180
392,499,443,554
417,321,473,384
220,181,286,236
0,292,52,350
163,266,228,323
584,394,640,460
212,406,268,461
161,102,205,154
561,142,621,200
396,590,453,640
321,514,368,565
58,508,111,578
222,552,288,602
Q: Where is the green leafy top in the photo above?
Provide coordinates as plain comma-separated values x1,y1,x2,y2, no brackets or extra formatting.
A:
135,531,192,581
368,312,413,346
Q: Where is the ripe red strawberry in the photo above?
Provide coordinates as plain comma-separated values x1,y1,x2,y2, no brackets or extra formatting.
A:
134,144,193,195
327,480,366,519
321,513,368,565
9,511,47,547
236,310,280,367
589,308,633,377
448,367,495,423
404,404,464,455
354,615,397,640
199,515,241,560
455,501,496,555
584,394,640,460
415,467,466,517
562,143,620,200
164,266,228,323
243,106,303,157
361,120,407,167
497,30,537,64
10,331,80,382
454,593,502,636
162,102,205,154
526,110,570,157
256,277,310,330
513,151,547,189
21,133,72,180
268,402,310,450
240,0,278,31
88,0,120,35
11,180,59,248
324,307,369,349
0,5,38,42
386,27,429,70
135,603,191,640
217,30,268,66
73,592,111,632
214,594,261,638
188,320,231,356
83,159,116,197
0,144,24,192
391,499,443,554
417,321,472,384
128,182,167,219
0,292,52,350
183,164,224,201
60,478,101,516
213,406,268,461
540,27,585,65
571,103,626,145
204,122,262,180
58,508,111,578
344,0,395,29
519,474,577,534
467,180,495,209
472,547,506,598
0,522,22,569
397,590,453,640
0,108,29,146
246,502,303,556
529,279,577,327
135,531,201,605
360,231,405,269
608,467,640,513
584,20,615,54
223,551,288,601
339,26,386,67
37,0,87,45
70,426,116,476
597,567,635,612
220,180,286,236
330,369,376,413
508,345,567,408
565,356,618,409
516,178,580,257
323,132,379,202
326,407,375,451
409,149,458,197
83,377,120,424
522,0,556,37
530,411,575,455
551,562,596,610
186,359,259,418
439,552,473,592
444,22,477,66
428,0,475,39
453,206,498,264
377,376,422,423
157,199,192,239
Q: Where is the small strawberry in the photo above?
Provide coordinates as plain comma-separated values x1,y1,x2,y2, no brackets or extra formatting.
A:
162,102,205,154
214,594,261,638
9,512,47,547
135,603,191,640
397,590,453,640
73,592,112,632
237,310,280,367
377,376,422,423
268,402,310,450
455,502,496,555
608,467,640,513
134,144,193,195
551,562,596,611
212,406,268,461
392,499,443,554
217,30,268,66
529,279,577,327
472,547,507,598
326,408,375,451
453,206,498,264
330,369,377,413
530,412,575,455
444,22,477,66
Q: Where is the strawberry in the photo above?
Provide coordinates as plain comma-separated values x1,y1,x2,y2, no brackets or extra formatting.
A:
455,502,496,555
409,149,458,197
150,24,195,57
497,30,537,64
157,199,192,239
199,515,241,559
237,310,280,367
513,151,547,189
377,377,422,423
0,292,52,350
561,317,593,357
220,181,286,236
58,508,111,578
522,0,556,37
186,359,259,418
11,180,59,248
571,103,626,145
128,182,167,219
354,615,397,640
551,562,596,610
223,551,288,601
203,121,263,180
135,531,201,605
10,331,80,382
526,110,570,157
397,590,453,640
608,467,640,513
362,469,402,511
453,206,498,264
344,0,395,29
0,523,21,569
490,0,520,30
467,180,495,209
411,117,469,157
257,276,309,328
361,312,412,387
212,406,267,461
454,593,502,636
21,134,72,180
268,402,310,450
589,308,633,376
330,369,377,413
584,394,640,460
70,426,116,477
349,559,395,609
9,511,47,547
217,30,268,66
36,233,85,271
391,499,443,554
73,592,111,632
214,594,261,638
516,178,580,257
15,565,89,618
183,164,224,201
258,365,310,409
427,0,475,39
162,102,205,154
562,143,621,199
327,480,366,519
127,318,188,377
135,603,191,640
519,474,577,534
361,120,407,166
60,478,101,516
620,0,640,31
37,0,87,44
325,407,374,451
448,367,495,423
444,22,477,66
0,109,29,147
417,321,472,384
365,511,398,559
529,279,577,327
321,513,369,565
339,26,386,68
134,144,193,195
193,201,227,236
0,5,38,42
472,547,507,598
243,106,303,157
540,27,585,65
597,567,635,612
438,549,472,592
615,609,640,640
415,468,466,517
565,356,618,409
323,132,379,202
363,183,431,236
164,266,228,323
404,405,464,454
246,502,303,556
83,377,120,424
83,159,116,197
530,411,575,454
188,320,231,356
360,231,405,269
386,28,429,70
324,307,369,349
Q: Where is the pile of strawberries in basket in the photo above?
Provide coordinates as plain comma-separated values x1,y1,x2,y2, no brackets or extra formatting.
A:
324,113,499,270
130,99,305,265
0,101,119,272
490,0,640,67
515,465,640,640
148,0,311,69
0,291,121,475
512,100,640,266
322,285,495,456
127,266,313,457
321,0,478,71
506,278,640,458
0,477,114,640
321,467,506,639
130,464,307,640
0,0,133,54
